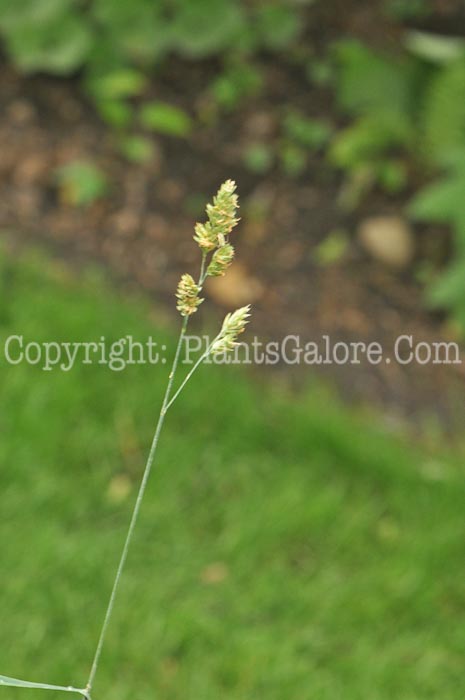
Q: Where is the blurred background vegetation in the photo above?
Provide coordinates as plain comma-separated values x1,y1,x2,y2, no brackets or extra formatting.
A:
1,1,465,699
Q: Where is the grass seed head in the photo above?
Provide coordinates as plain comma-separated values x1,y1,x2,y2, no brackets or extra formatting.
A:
207,244,235,277
211,305,251,354
194,180,240,252
176,274,203,316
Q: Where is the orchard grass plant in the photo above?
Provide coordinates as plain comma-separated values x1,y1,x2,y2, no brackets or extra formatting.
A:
1,232,465,699
0,181,251,699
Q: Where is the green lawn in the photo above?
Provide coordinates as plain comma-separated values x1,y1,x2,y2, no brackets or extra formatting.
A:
0,246,464,700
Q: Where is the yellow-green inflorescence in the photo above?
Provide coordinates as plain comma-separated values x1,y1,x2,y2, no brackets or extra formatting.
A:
193,179,239,252
176,179,250,355
176,179,245,324
207,243,235,277
211,305,251,354
176,274,203,317
0,180,251,700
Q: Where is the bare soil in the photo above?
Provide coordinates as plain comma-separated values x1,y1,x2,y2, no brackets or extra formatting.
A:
0,0,464,430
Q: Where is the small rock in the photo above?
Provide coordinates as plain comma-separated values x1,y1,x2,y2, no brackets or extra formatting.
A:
243,111,277,139
7,99,36,125
206,263,264,307
14,187,42,220
158,178,185,204
111,209,140,237
13,154,49,186
144,213,168,240
357,216,415,269
59,97,83,122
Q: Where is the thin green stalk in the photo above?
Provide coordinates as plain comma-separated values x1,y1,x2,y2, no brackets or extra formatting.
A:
0,180,248,700
85,315,188,696
199,252,207,286
165,346,213,413
85,254,209,697
0,675,89,699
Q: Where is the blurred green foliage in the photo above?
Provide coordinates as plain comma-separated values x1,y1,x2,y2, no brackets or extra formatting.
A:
331,35,465,324
211,60,263,111
409,151,465,326
139,101,192,137
330,39,416,198
0,0,308,77
314,229,349,266
243,143,274,174
383,0,430,22
0,0,311,154
118,134,155,163
283,111,332,150
242,110,332,177
0,0,309,141
55,161,109,207
1,1,465,323
1,246,465,699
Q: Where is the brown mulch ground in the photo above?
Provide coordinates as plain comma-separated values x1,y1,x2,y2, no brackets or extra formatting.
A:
0,0,464,431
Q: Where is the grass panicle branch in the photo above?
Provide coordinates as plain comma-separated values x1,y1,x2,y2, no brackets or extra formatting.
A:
0,180,250,700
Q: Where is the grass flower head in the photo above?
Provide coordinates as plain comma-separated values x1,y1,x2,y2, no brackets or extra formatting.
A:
176,274,203,316
194,179,239,252
211,305,252,354
207,243,235,277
